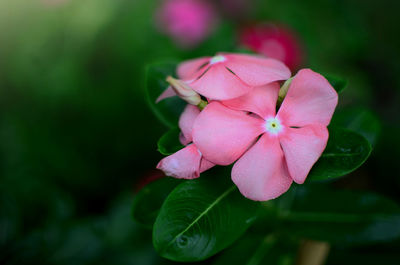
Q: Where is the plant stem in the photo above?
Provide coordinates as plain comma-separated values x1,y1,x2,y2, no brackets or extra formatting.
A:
296,240,330,265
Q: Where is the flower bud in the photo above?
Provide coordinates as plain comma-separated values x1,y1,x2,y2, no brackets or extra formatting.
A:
278,77,293,106
166,76,202,105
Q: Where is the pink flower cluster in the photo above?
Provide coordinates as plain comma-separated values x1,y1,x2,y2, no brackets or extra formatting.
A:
156,53,338,201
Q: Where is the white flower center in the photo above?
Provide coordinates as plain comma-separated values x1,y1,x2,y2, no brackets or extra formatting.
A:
210,55,226,65
265,117,282,135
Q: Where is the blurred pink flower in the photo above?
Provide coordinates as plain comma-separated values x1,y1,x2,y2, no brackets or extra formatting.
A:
157,52,291,101
156,0,218,48
193,69,338,201
157,105,214,179
240,23,304,71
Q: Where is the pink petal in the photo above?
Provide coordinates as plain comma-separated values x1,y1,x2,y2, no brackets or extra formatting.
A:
177,57,210,80
277,69,338,127
279,124,329,184
223,53,291,86
156,144,202,179
232,134,293,201
200,157,215,173
190,64,252,100
221,82,280,119
156,86,176,103
192,102,264,165
179,133,190,146
179,105,200,145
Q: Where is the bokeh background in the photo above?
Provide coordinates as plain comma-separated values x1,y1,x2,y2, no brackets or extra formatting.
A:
0,0,399,264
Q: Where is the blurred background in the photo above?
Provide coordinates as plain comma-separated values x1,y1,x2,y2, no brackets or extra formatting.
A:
0,0,399,264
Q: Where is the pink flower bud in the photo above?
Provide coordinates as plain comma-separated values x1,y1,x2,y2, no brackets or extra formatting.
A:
156,0,218,48
166,76,201,105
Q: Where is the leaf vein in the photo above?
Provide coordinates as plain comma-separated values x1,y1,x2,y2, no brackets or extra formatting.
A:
165,185,237,249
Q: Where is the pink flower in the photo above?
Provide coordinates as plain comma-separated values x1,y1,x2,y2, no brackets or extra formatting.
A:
156,0,218,48
239,23,304,71
157,52,291,102
157,105,214,179
192,69,338,201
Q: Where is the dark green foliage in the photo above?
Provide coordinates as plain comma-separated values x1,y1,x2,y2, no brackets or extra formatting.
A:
153,171,260,261
275,186,400,245
157,127,184,155
145,62,186,128
325,75,348,93
132,177,182,228
308,127,372,181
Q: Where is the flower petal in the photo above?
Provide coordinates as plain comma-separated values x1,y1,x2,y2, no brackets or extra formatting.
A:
193,102,264,165
179,104,200,145
156,144,202,179
200,157,215,173
277,69,338,127
190,64,252,100
177,57,210,80
223,53,291,86
156,86,176,103
222,82,280,119
279,124,329,184
232,134,293,201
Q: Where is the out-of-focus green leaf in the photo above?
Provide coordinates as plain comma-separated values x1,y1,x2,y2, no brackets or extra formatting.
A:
152,171,260,262
326,247,400,265
325,75,347,93
276,186,400,245
308,127,372,182
193,22,237,55
213,234,295,265
157,127,184,156
132,178,181,229
331,107,381,146
145,62,186,128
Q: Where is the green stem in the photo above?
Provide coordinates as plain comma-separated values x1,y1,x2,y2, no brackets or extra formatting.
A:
246,234,276,265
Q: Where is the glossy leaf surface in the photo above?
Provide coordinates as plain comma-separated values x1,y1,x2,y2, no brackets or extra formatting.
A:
153,172,260,261
308,127,372,181
157,127,184,156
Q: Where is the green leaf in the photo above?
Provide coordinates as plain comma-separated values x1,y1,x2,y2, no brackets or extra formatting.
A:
325,74,347,93
331,107,381,146
308,127,372,182
145,62,186,128
157,127,184,155
152,170,260,262
132,177,181,229
276,186,400,245
213,234,296,265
